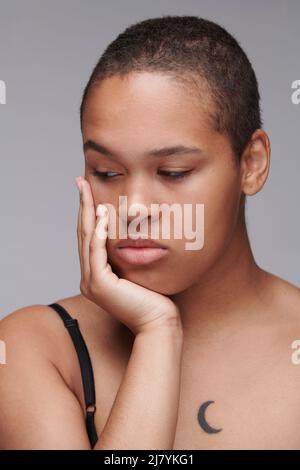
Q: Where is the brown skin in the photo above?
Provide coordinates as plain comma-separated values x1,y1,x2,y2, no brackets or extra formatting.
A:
83,72,246,294
1,72,300,449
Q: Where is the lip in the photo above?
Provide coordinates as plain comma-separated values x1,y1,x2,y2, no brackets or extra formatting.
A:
116,238,166,249
115,238,168,265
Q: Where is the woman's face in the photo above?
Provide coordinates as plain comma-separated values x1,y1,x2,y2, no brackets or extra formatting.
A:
81,72,243,295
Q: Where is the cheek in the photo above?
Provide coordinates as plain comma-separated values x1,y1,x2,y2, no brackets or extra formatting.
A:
92,167,241,295
163,170,241,286
200,170,241,262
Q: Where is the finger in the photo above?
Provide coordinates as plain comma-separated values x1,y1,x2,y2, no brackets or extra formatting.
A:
76,177,83,274
89,204,110,278
80,178,96,283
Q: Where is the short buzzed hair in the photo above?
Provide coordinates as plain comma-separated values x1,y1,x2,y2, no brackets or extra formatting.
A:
79,15,262,162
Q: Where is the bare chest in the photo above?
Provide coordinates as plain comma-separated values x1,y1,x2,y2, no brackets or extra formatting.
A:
79,331,300,450
172,349,300,449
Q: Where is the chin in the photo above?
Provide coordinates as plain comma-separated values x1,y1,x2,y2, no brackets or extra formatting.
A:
115,267,189,296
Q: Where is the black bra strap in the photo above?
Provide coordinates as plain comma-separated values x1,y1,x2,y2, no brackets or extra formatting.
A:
48,302,98,447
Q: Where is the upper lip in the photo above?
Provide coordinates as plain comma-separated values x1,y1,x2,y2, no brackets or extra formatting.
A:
116,238,166,249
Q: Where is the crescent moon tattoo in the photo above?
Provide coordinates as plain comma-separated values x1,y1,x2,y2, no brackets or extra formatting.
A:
197,400,222,434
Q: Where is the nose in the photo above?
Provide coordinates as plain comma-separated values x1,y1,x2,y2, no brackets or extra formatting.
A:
117,178,160,228
118,198,160,225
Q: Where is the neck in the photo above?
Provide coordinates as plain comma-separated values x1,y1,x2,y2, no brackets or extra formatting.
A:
170,215,271,338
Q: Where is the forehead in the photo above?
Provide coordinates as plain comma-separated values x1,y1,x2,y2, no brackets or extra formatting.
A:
82,72,215,142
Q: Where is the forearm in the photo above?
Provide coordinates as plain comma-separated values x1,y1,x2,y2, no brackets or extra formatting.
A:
94,319,183,450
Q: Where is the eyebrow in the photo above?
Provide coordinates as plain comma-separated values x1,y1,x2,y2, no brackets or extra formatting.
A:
83,139,203,158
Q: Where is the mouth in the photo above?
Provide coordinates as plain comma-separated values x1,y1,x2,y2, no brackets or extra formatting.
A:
115,238,168,265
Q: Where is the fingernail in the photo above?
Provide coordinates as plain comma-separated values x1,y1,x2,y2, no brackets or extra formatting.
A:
96,204,108,217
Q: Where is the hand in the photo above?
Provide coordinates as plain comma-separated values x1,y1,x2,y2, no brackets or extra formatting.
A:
76,176,181,335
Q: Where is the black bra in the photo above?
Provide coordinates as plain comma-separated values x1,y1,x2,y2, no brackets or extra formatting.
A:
48,302,98,448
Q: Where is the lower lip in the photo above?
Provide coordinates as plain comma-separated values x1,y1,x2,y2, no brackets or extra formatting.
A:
116,247,168,265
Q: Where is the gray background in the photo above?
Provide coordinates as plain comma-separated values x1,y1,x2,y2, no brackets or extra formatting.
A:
0,0,299,320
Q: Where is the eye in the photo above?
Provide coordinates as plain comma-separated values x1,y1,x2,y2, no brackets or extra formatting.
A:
158,170,192,179
92,169,192,180
92,170,121,179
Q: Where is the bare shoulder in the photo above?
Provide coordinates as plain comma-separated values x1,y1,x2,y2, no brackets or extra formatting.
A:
0,294,125,381
0,302,63,365
0,294,133,396
0,293,115,334
272,271,300,299
0,296,108,449
259,270,300,370
265,270,300,322
0,299,74,398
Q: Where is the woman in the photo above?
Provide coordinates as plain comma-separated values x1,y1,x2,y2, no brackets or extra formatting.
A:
1,15,300,450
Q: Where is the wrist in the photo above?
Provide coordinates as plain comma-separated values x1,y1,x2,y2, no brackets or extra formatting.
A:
137,311,183,338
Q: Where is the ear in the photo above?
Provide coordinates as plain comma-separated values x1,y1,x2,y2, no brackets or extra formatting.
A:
240,129,271,196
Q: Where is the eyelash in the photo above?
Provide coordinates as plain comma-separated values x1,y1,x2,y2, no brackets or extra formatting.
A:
92,170,192,180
